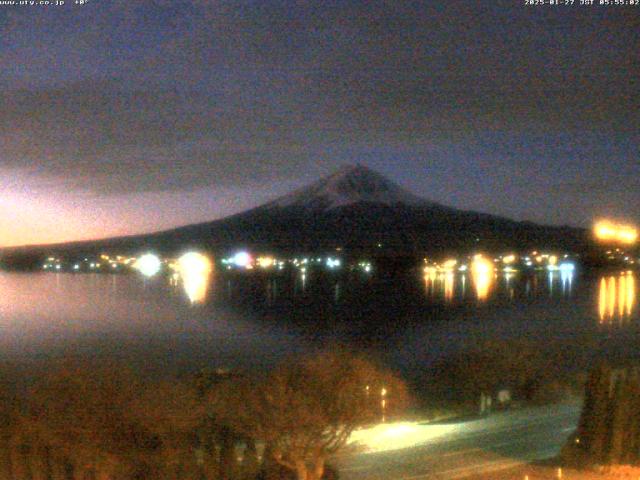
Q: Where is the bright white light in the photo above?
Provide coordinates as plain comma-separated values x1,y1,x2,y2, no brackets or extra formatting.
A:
134,253,162,277
326,257,341,269
348,421,460,453
232,251,251,268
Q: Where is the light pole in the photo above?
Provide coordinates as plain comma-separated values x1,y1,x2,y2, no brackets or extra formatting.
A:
381,387,387,423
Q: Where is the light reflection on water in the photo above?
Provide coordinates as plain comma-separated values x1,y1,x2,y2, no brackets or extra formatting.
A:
1,266,639,376
423,269,576,303
598,272,635,324
471,255,494,301
561,269,573,295
167,252,215,305
443,272,454,302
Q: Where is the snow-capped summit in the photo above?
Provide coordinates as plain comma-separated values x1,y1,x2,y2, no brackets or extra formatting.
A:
266,164,430,210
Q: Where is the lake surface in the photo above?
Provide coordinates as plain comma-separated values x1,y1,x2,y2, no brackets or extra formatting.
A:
0,267,638,382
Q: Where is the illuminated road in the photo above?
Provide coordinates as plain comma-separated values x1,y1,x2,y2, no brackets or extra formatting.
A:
335,403,581,480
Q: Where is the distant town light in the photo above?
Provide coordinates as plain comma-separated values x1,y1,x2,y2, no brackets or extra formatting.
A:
326,257,341,269
232,251,252,268
134,253,162,277
502,254,516,264
442,259,457,271
178,252,211,274
256,256,275,268
594,220,638,245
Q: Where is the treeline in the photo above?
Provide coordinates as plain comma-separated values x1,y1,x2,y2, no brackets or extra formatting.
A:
0,351,408,480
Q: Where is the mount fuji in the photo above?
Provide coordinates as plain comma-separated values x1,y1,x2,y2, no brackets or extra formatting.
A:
2,165,588,261
264,164,430,210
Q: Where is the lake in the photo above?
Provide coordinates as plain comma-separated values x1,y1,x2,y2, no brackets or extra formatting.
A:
0,266,637,383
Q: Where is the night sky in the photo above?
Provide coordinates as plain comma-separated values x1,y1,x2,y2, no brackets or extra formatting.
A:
0,0,637,247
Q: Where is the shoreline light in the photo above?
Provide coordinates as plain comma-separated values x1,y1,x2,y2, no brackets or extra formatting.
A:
594,220,638,245
232,251,252,268
256,256,275,268
326,257,341,269
502,254,516,265
134,253,162,277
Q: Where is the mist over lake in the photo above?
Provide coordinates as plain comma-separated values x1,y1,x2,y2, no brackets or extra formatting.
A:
1,267,636,384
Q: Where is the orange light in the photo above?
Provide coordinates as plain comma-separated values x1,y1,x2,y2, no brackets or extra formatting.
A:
502,255,516,265
594,220,638,245
599,273,636,324
256,256,275,268
471,254,494,301
442,259,457,272
178,252,213,304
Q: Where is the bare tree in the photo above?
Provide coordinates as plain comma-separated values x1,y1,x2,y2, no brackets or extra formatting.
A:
210,350,409,480
128,379,207,480
19,364,161,479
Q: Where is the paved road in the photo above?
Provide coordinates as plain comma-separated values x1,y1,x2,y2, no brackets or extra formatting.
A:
334,403,581,480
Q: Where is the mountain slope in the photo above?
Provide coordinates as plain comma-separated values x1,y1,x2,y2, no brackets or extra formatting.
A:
0,165,589,262
264,164,431,210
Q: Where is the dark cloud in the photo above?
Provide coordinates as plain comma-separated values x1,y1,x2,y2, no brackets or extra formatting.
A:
0,0,637,226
